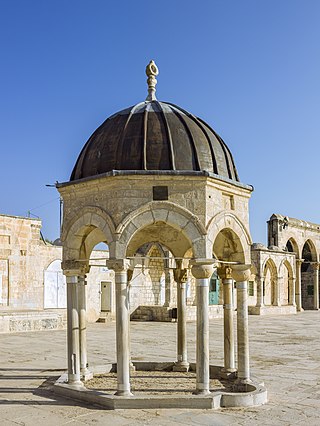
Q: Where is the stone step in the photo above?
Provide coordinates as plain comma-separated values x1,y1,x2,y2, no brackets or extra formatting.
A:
97,312,113,323
131,314,152,321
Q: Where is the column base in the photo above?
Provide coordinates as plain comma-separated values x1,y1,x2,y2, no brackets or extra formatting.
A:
81,368,93,381
68,376,83,386
193,388,211,395
129,362,136,372
297,307,304,312
173,361,189,372
115,390,133,397
220,367,237,379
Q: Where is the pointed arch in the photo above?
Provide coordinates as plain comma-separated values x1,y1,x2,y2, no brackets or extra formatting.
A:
279,258,294,279
263,258,278,306
302,239,318,263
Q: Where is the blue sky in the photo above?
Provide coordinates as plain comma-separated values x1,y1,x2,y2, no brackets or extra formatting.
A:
1,0,319,244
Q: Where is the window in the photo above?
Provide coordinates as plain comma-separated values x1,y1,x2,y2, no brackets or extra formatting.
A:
153,186,168,200
248,281,254,296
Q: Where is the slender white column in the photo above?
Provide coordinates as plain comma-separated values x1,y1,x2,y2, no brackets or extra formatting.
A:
273,277,281,306
66,275,81,384
237,281,250,382
295,259,303,311
106,259,132,396
190,260,214,395
256,275,264,307
312,263,319,310
219,266,235,374
173,265,189,371
231,265,251,389
78,275,89,376
289,277,296,306
127,268,135,372
164,267,173,307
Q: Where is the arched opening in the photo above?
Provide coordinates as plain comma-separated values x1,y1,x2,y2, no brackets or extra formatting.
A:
66,224,114,322
129,242,174,314
125,221,193,259
301,240,317,309
212,228,245,264
286,238,299,257
263,259,277,306
280,261,292,306
213,228,245,306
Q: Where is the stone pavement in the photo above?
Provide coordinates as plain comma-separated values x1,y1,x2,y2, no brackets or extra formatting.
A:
0,311,319,425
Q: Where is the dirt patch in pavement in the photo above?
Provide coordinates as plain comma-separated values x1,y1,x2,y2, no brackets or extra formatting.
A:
86,370,229,395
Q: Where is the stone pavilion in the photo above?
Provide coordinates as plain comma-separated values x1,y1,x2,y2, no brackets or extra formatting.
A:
56,60,267,407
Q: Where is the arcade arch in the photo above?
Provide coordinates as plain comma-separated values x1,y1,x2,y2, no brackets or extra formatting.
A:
279,259,294,306
286,238,299,257
263,259,277,306
301,239,318,310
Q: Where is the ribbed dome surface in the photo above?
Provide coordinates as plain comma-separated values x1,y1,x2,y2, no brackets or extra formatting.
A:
70,100,240,182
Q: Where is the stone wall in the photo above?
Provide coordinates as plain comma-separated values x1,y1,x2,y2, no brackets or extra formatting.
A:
250,244,296,313
301,267,315,310
0,214,113,324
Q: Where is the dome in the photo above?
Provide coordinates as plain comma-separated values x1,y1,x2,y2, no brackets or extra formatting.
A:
70,61,240,182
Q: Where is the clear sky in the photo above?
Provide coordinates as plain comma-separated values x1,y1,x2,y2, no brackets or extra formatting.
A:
1,0,319,244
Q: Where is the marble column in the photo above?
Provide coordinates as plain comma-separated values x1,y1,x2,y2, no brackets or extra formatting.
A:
78,274,89,377
66,275,81,385
106,258,132,396
295,259,303,311
218,266,236,375
127,268,135,372
288,277,296,306
311,262,319,310
255,274,264,308
190,259,215,395
164,267,174,307
173,263,189,372
231,264,252,389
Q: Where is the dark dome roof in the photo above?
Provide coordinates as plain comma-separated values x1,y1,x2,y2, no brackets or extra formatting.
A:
70,100,240,182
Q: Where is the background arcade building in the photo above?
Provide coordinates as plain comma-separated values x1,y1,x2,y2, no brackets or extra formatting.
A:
0,62,319,337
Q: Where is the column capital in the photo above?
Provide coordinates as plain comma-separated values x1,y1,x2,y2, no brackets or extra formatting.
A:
190,259,217,279
62,260,88,276
231,264,252,282
217,265,233,280
106,258,131,272
296,258,304,266
173,267,188,283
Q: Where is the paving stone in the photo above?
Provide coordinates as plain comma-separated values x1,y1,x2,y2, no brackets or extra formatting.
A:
0,312,319,424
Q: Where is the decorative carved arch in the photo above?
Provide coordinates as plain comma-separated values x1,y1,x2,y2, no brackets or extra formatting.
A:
263,257,278,306
262,257,278,278
115,201,207,259
279,258,294,279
